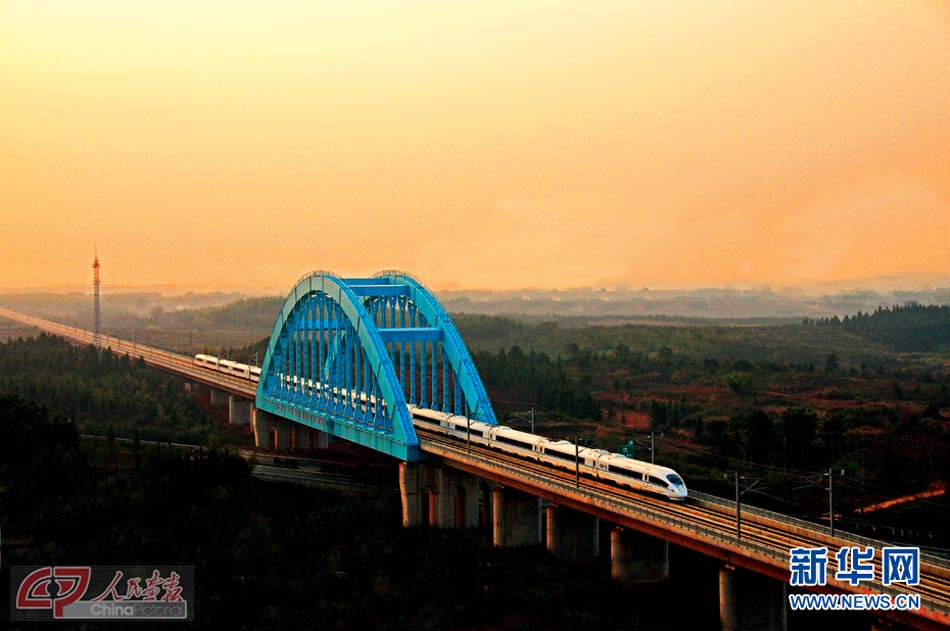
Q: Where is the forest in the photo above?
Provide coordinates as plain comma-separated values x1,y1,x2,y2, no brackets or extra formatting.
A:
805,303,950,352
1,298,948,547
0,334,236,446
0,393,711,630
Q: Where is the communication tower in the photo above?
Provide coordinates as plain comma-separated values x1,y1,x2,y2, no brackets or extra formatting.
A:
93,246,101,358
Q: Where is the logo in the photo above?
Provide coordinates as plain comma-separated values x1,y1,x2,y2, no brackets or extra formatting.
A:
12,566,194,621
787,547,921,612
16,567,91,618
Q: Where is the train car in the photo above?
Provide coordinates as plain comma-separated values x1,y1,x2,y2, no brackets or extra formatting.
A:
228,362,251,379
218,358,238,375
193,353,264,387
411,408,494,441
595,453,688,500
489,425,545,459
538,438,580,465
443,416,494,441
194,354,219,370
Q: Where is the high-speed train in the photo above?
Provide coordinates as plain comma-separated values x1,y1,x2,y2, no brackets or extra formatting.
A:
192,354,688,500
410,407,687,500
194,354,262,382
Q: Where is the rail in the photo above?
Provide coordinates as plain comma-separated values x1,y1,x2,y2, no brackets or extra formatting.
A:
692,491,950,570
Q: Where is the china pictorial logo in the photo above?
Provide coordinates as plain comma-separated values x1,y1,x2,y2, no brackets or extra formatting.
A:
12,566,194,621
787,546,922,612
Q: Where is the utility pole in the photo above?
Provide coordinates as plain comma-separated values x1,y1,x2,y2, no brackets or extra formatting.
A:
622,430,662,464
725,471,763,540
575,434,580,488
573,436,601,488
829,467,834,536
734,471,741,540
796,468,844,537
511,407,536,434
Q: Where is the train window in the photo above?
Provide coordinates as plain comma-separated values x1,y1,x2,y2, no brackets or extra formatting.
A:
606,465,638,479
496,435,533,449
544,449,576,463
666,474,684,486
648,476,666,487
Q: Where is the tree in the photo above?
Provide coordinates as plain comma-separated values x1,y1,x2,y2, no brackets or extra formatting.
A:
780,407,819,470
738,409,773,465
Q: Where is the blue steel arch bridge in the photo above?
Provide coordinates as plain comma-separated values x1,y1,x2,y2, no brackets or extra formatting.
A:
255,270,496,461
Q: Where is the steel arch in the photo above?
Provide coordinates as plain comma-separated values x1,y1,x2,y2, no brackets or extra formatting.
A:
373,270,496,425
256,271,496,461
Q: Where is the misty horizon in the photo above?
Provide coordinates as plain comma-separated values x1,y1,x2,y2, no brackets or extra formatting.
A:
2,271,949,296
3,277,948,321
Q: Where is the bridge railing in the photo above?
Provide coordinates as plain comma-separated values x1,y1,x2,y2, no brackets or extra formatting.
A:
424,436,785,564
691,490,950,569
429,442,949,616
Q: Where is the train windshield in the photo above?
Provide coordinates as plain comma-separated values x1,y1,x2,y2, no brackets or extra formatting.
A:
666,474,685,486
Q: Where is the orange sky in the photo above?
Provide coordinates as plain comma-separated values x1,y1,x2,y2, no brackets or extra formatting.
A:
2,1,948,292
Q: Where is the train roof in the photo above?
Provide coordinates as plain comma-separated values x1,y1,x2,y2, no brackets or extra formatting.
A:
606,455,681,476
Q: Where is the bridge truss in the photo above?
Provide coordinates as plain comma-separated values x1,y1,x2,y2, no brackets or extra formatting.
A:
256,271,496,461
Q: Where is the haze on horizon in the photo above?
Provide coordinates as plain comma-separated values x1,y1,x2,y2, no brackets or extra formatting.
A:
2,1,949,293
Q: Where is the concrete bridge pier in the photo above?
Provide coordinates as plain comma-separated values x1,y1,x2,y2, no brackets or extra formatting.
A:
610,527,669,583
399,463,480,529
186,382,209,394
275,420,291,449
292,426,329,450
459,473,481,529
252,409,292,449
719,565,786,631
429,467,480,528
447,469,480,529
183,381,196,394
210,387,229,407
228,395,253,425
252,410,330,451
400,462,425,528
252,408,274,449
546,505,599,562
429,466,453,528
492,486,542,547
720,565,738,631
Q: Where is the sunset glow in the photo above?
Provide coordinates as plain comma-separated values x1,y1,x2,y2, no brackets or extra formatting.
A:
2,1,948,291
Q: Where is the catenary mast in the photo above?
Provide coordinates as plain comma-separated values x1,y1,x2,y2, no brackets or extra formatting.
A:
93,246,101,358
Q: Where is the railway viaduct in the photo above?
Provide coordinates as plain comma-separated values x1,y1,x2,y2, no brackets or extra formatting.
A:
2,270,948,631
